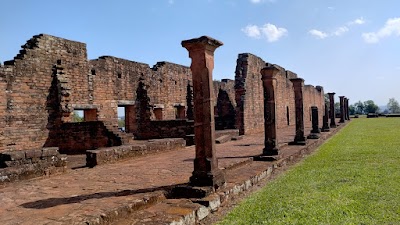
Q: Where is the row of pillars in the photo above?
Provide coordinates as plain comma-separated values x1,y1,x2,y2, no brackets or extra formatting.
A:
181,36,350,189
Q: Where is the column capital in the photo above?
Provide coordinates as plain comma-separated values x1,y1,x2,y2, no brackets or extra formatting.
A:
290,78,305,87
328,92,336,96
182,36,223,53
339,96,345,99
261,65,280,80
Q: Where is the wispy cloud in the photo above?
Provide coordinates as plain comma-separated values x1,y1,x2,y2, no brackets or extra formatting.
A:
168,0,174,4
309,17,365,39
242,23,287,42
327,6,335,10
362,17,400,44
333,26,349,36
249,0,276,4
309,29,328,39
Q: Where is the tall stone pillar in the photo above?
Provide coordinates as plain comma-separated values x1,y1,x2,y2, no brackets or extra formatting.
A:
321,103,330,132
328,92,336,128
346,98,351,120
260,65,279,156
307,106,320,139
182,36,225,187
289,78,306,145
339,96,345,123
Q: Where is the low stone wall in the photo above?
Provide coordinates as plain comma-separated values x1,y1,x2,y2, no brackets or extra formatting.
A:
0,147,67,184
48,121,122,154
86,138,186,167
135,120,194,140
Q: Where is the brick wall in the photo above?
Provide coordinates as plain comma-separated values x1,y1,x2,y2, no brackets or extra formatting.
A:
0,34,326,155
49,121,122,154
0,66,8,152
1,34,89,152
234,53,324,135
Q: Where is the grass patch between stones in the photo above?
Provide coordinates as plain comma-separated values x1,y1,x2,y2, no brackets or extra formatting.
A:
218,118,400,225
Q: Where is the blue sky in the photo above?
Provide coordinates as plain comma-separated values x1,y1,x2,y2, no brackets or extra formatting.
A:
1,0,399,106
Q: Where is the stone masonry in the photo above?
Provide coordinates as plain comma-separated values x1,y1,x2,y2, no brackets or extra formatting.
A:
0,34,328,182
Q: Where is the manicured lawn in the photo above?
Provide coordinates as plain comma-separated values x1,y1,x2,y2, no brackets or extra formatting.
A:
218,118,400,224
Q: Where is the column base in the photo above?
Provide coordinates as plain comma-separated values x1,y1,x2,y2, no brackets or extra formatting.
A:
339,119,345,123
289,136,307,145
190,169,225,188
307,133,320,139
321,126,330,132
262,147,279,156
330,124,337,128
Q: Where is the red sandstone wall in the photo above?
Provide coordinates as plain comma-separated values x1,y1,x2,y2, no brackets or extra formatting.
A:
303,85,325,129
0,67,7,152
1,34,88,151
235,53,297,135
89,56,149,129
235,54,265,135
234,53,324,135
89,58,192,127
151,62,192,120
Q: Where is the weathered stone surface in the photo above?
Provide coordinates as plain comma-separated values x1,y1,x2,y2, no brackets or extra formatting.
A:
260,65,280,156
182,36,225,188
328,92,337,128
290,78,307,145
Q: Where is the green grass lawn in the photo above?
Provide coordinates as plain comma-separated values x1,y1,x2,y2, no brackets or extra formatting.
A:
218,118,400,225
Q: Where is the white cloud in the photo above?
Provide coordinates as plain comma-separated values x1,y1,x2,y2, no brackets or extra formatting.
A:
362,17,400,44
250,0,262,3
261,23,288,42
242,23,287,42
242,25,262,39
309,29,328,39
327,6,335,10
168,0,174,4
350,17,366,25
333,26,349,36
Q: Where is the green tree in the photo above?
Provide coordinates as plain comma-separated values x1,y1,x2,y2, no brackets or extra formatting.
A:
72,111,83,122
354,101,365,114
118,116,125,128
364,100,379,114
387,98,400,114
349,104,355,115
334,102,340,115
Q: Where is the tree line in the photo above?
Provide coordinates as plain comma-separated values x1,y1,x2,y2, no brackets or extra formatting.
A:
349,98,400,115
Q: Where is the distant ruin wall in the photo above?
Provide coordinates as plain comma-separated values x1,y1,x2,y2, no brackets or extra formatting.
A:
235,53,324,135
303,85,325,130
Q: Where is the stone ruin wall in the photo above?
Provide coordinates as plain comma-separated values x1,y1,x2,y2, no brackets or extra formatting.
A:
303,85,325,129
0,34,325,154
235,53,266,135
0,67,7,152
0,34,89,152
235,53,325,135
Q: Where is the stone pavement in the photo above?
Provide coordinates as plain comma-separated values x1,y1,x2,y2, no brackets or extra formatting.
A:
0,121,346,225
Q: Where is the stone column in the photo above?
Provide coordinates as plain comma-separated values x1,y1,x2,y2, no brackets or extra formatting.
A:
289,78,306,145
346,98,351,120
182,36,225,187
307,106,320,139
321,103,330,132
328,92,337,128
339,96,345,123
260,65,279,156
